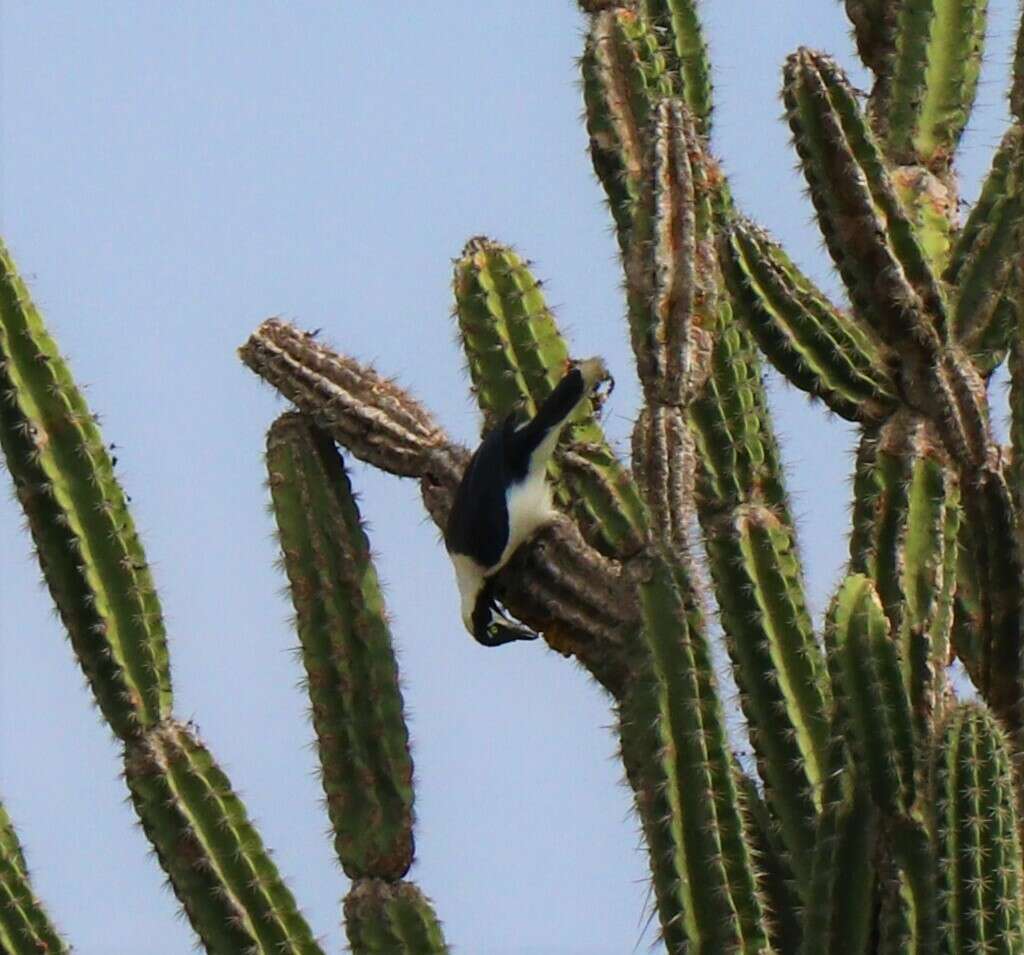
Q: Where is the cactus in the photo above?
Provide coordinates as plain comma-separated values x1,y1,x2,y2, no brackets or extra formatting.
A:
0,803,68,954
6,1,1024,952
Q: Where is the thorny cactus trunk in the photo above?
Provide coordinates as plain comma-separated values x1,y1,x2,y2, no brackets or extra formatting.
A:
3,2,1024,953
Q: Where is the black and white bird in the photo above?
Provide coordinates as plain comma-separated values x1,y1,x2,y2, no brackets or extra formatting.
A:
445,357,610,647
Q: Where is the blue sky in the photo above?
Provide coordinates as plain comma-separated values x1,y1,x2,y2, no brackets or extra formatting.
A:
0,3,1017,953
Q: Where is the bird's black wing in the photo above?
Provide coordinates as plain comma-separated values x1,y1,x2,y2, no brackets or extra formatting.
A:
444,423,511,568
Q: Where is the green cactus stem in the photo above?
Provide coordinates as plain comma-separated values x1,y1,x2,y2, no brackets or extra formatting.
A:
962,469,1024,733
878,0,987,168
783,48,947,345
829,575,915,817
0,803,69,955
934,704,1024,954
722,219,897,423
688,308,791,520
622,554,772,953
343,880,448,954
452,237,648,558
848,416,959,747
738,771,802,953
701,503,829,894
125,720,324,955
0,239,172,739
845,0,899,76
945,127,1024,368
582,8,673,258
827,575,937,951
266,414,414,881
640,0,712,135
800,747,877,955
1013,4,1024,121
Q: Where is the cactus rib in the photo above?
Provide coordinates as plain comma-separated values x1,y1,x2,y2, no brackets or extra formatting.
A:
702,505,827,894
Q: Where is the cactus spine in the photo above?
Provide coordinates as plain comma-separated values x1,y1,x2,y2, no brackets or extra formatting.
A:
5,1,1024,951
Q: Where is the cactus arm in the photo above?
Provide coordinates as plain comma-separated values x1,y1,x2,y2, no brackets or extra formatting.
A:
0,803,70,955
879,0,987,166
701,505,827,893
849,418,959,748
945,128,1022,287
125,720,325,955
241,320,640,698
722,220,897,422
453,237,648,558
685,296,830,899
582,10,674,260
623,98,720,568
266,414,414,881
967,470,1024,731
844,0,899,76
239,320,446,479
265,414,447,953
799,757,878,955
737,770,802,953
783,49,947,345
829,575,939,950
624,555,772,952
934,705,1024,954
452,237,535,431
944,128,1024,360
914,0,987,164
830,575,915,817
1012,0,1024,122
639,0,712,134
634,99,715,409
343,881,447,954
965,277,1022,377
0,240,172,738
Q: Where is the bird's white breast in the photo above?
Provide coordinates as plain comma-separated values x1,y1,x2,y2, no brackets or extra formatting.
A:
500,424,560,567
